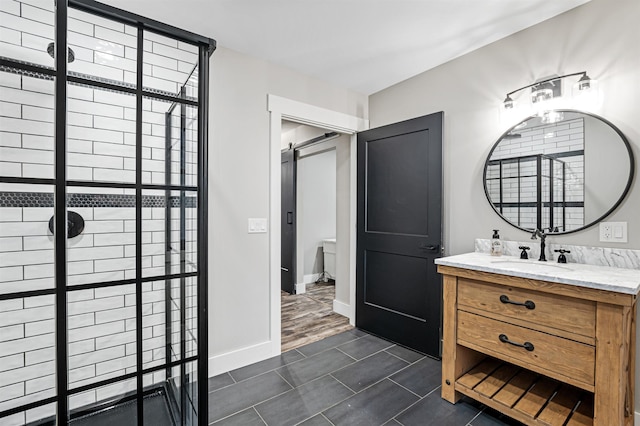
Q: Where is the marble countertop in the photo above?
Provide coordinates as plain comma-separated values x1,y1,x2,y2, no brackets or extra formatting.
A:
435,252,640,295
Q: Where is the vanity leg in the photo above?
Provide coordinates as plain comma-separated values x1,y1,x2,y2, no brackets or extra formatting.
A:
441,275,484,404
594,302,635,425
442,275,458,403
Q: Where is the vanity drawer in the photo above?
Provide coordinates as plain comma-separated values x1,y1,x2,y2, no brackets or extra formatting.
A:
457,278,596,339
457,310,595,388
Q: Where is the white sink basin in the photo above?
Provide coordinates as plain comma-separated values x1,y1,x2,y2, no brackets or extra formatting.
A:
490,259,573,271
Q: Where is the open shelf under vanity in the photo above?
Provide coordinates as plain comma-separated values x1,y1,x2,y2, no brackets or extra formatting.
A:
456,356,593,425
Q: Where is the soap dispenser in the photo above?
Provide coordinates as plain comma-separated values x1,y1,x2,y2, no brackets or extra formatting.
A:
490,230,503,256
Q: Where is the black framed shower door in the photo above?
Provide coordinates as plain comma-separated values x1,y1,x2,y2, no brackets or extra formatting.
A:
0,1,215,425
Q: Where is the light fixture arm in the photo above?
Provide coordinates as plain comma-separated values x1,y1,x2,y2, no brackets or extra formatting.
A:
505,71,587,97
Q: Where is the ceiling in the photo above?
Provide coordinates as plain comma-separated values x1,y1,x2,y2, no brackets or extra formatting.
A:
100,0,590,95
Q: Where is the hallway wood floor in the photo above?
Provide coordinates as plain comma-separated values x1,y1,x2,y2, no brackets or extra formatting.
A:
281,281,353,352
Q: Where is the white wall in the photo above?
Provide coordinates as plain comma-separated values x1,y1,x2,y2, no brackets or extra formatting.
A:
296,147,336,282
368,0,640,411
209,47,367,371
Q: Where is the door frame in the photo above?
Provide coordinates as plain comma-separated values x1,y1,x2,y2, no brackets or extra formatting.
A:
268,95,368,355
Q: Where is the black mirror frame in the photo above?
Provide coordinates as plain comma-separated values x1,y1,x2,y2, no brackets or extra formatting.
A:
483,109,635,235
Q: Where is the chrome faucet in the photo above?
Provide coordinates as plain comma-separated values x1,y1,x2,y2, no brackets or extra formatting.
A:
531,228,548,262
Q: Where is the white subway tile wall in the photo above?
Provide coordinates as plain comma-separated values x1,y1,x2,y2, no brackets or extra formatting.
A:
1,0,199,186
487,117,585,230
0,1,201,422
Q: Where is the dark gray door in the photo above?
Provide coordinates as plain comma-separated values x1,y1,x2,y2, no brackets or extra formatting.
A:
356,112,443,357
281,149,296,294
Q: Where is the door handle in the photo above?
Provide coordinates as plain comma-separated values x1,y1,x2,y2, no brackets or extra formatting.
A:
281,267,289,272
419,243,439,252
287,212,293,224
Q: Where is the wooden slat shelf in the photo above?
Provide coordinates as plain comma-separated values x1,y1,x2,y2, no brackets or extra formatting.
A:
456,358,594,426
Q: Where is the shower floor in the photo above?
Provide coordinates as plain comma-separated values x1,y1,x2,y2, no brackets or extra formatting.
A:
68,391,175,426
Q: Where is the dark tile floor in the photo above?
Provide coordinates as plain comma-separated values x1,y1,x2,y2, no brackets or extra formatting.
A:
208,329,523,426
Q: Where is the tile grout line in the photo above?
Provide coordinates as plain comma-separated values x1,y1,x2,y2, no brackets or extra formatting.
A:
390,385,443,424
274,368,295,389
387,377,424,399
383,346,427,364
252,406,269,426
329,372,358,394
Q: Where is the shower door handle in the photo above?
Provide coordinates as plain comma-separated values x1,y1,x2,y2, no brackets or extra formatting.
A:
287,212,293,224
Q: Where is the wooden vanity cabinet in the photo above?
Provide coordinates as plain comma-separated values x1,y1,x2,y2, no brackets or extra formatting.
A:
438,265,637,426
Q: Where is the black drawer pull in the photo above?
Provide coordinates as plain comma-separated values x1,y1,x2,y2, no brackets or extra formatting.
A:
499,295,535,310
499,334,534,352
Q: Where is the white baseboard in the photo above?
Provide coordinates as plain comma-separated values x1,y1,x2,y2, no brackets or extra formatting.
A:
303,273,322,284
333,299,350,318
635,411,639,425
295,283,307,294
208,341,274,377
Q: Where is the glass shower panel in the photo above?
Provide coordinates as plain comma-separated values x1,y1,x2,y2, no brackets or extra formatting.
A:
142,279,170,370
66,186,137,286
184,276,198,359
67,8,138,87
68,377,137,423
184,105,198,188
67,285,137,390
141,97,177,186
0,183,55,294
141,99,199,188
0,295,56,423
0,0,55,67
183,361,199,424
3,402,57,426
141,190,197,278
142,32,198,96
67,84,137,183
0,70,55,179
142,371,175,426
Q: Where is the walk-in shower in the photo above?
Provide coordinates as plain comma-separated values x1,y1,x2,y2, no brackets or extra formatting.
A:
0,1,215,424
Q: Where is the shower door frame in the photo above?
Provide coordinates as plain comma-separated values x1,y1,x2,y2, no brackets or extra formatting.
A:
0,0,215,425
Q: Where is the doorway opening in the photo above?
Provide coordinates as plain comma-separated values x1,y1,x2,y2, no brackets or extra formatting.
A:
280,121,351,351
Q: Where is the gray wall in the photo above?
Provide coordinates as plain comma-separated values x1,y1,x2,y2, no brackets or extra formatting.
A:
209,46,367,359
369,0,639,254
369,0,640,410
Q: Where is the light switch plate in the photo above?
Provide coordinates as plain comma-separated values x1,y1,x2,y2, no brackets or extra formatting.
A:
599,221,627,243
248,218,268,233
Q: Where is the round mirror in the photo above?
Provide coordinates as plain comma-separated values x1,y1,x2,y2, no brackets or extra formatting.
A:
483,110,634,234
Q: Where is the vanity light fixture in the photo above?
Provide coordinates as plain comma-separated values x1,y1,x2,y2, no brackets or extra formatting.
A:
500,71,598,126
502,71,595,110
576,72,594,91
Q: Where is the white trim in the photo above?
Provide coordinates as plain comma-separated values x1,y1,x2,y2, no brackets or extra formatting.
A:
208,341,273,377
269,111,282,356
333,299,351,318
635,411,639,425
303,273,322,284
349,133,357,326
268,95,368,135
295,282,307,294
268,94,368,356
